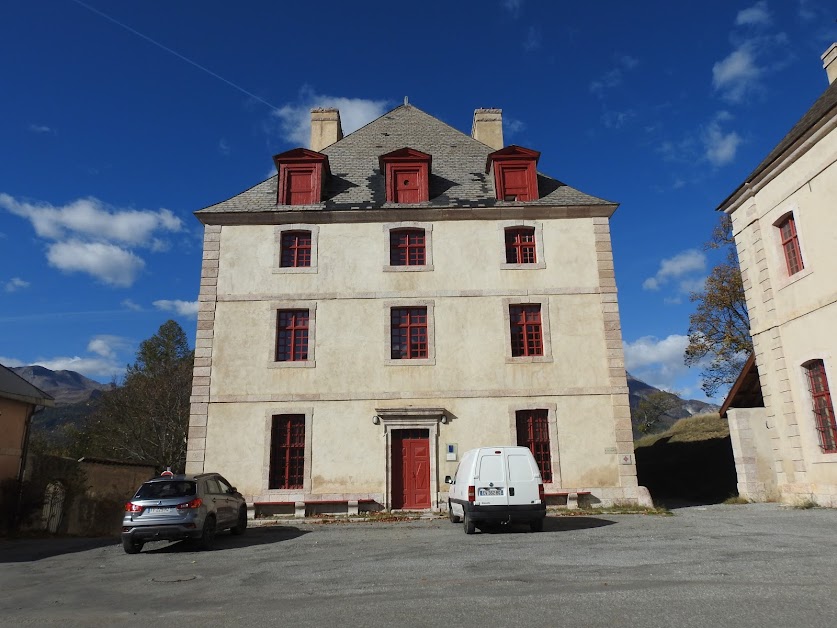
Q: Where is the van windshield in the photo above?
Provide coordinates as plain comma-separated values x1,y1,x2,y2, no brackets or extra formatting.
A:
135,481,196,499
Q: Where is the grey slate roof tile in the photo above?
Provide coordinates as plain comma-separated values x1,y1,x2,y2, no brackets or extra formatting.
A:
197,105,614,216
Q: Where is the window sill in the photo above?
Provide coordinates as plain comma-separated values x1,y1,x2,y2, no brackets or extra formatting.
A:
500,262,546,270
505,356,553,364
383,265,434,272
776,266,812,292
272,267,318,274
268,360,316,369
385,358,436,367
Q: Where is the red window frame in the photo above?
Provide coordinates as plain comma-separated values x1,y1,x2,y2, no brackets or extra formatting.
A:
269,414,305,489
505,227,537,264
280,231,312,268
516,409,552,482
805,360,837,453
390,229,426,266
390,307,428,359
777,214,803,276
509,305,543,357
276,309,309,362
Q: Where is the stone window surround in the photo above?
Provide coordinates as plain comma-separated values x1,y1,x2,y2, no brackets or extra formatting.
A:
374,407,445,510
507,402,561,488
769,204,812,291
382,221,434,272
262,407,314,499
497,220,546,270
793,352,837,462
273,224,320,274
267,300,317,369
383,299,436,366
502,296,554,363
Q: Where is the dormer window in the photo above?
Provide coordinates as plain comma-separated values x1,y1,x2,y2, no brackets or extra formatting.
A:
273,148,330,205
487,145,540,202
379,148,431,203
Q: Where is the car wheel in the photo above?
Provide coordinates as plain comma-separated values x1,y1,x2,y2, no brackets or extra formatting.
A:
198,516,216,550
448,501,461,523
529,517,544,532
122,538,143,554
463,512,476,535
231,507,247,535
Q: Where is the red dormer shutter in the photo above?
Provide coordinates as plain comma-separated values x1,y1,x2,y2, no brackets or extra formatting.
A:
273,148,330,205
486,145,541,202
379,148,431,203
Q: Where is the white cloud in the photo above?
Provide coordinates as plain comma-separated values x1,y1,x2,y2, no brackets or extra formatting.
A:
504,117,526,137
0,356,25,368
121,299,142,311
643,249,707,290
4,277,30,292
590,53,639,96
502,0,522,18
272,87,389,146
87,335,132,359
712,44,762,102
703,113,742,166
523,26,541,52
624,334,690,390
679,276,708,294
28,124,53,134
154,299,199,318
602,110,636,129
46,240,145,287
27,355,123,380
736,1,771,26
218,138,230,156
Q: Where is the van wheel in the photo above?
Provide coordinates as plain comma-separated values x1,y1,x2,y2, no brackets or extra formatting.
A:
448,502,461,523
463,512,476,535
529,518,544,532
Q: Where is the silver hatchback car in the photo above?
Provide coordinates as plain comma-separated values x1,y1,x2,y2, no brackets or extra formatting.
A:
121,472,247,554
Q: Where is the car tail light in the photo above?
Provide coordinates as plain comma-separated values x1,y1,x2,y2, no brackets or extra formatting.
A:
538,483,545,501
177,498,203,510
467,486,475,502
125,502,143,513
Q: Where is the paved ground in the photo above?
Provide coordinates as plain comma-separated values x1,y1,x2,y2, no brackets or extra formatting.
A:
2,503,837,627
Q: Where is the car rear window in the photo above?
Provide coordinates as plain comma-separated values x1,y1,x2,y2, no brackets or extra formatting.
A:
135,481,196,499
477,454,504,483
507,453,534,481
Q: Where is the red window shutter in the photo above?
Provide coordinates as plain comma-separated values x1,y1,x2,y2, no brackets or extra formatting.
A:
516,409,552,482
276,310,309,362
270,414,305,489
509,304,543,357
391,307,428,359
487,146,540,202
805,360,837,453
379,148,431,203
778,215,804,276
286,169,316,205
505,227,537,264
280,231,312,267
390,229,426,266
394,170,421,204
272,148,328,206
502,167,532,201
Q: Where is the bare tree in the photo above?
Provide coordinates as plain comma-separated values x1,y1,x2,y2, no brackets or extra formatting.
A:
634,391,680,434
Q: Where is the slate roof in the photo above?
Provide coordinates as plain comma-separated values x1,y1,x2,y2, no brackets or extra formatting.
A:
0,363,54,407
197,105,615,216
718,79,837,211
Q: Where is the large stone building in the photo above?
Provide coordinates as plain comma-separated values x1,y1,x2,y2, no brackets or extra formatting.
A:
186,104,640,516
720,45,837,505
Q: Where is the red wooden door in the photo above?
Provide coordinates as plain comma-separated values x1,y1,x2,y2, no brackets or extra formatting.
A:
392,429,430,509
394,170,420,203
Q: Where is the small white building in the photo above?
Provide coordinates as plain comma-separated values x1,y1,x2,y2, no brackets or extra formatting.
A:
185,104,639,515
720,45,837,505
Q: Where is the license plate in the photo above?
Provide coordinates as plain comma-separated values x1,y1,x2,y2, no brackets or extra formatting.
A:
148,507,174,514
478,488,504,497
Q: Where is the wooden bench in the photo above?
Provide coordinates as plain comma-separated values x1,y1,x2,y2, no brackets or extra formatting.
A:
253,499,377,518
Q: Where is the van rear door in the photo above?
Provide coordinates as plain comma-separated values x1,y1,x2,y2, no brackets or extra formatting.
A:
506,449,541,505
474,449,508,507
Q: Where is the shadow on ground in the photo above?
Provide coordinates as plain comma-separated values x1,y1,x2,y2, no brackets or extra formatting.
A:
0,537,117,563
142,526,307,554
475,517,617,534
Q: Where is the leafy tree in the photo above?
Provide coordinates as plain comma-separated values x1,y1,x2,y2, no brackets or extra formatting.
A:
72,320,193,472
634,391,680,434
684,215,752,397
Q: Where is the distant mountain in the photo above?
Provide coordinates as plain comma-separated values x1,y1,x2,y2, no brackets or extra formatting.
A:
627,372,720,437
11,365,112,406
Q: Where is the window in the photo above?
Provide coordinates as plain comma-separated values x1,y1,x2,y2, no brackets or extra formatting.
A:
391,307,428,359
276,309,309,362
379,147,431,203
269,414,305,489
505,227,537,264
487,145,540,202
777,214,803,276
273,148,329,206
280,231,312,268
805,360,837,453
509,304,543,357
390,229,426,266
516,409,552,482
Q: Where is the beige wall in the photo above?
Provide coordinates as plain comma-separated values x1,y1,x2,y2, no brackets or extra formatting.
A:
728,122,837,504
0,398,31,483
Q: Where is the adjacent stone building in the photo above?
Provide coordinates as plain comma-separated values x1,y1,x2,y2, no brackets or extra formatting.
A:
720,45,837,505
186,104,639,515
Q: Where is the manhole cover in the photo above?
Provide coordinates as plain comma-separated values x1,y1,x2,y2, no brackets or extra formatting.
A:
151,575,197,583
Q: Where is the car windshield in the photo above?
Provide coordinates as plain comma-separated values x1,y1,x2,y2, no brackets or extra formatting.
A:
135,481,196,499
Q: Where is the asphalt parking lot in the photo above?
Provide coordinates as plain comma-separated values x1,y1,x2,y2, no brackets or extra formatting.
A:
2,503,837,627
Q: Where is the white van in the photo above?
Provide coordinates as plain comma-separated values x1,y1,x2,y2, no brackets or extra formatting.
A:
445,446,546,534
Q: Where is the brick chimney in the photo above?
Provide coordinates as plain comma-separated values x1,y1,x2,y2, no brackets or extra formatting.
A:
310,108,343,152
471,109,503,150
822,43,837,85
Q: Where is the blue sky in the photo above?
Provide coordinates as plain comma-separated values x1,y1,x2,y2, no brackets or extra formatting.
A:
1,1,835,402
